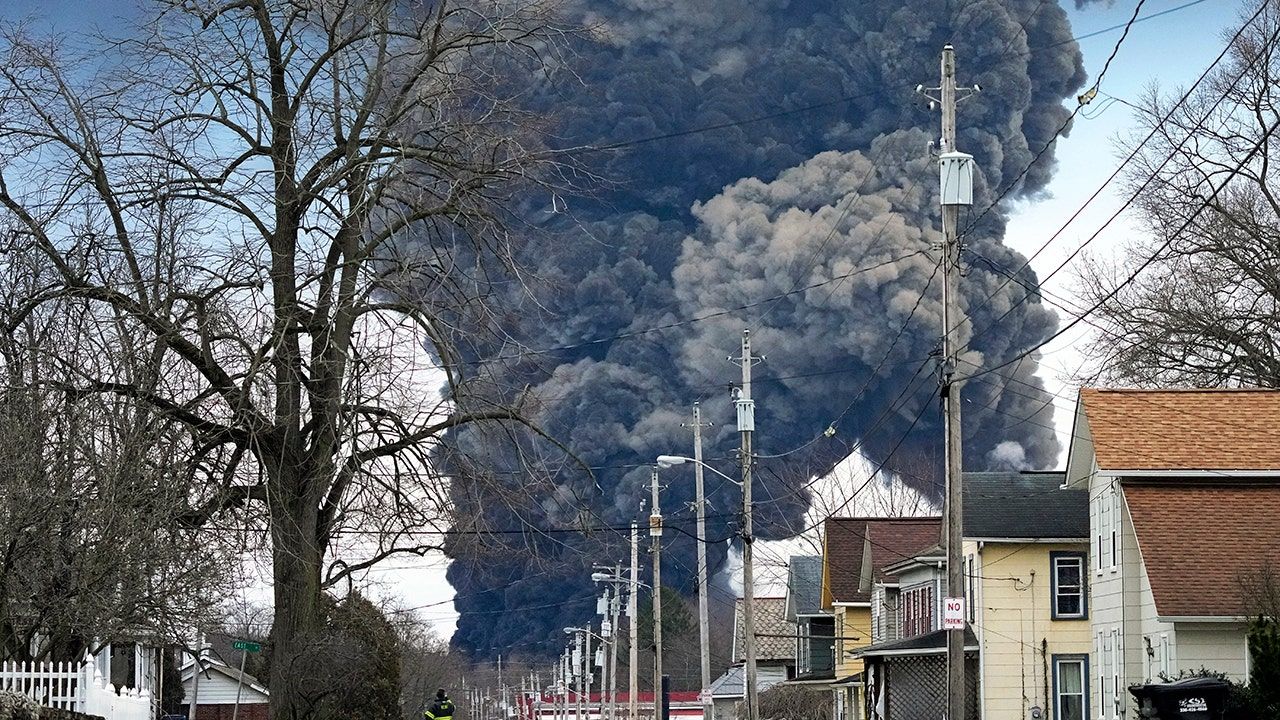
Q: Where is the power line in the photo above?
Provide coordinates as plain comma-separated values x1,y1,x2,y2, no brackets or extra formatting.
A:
953,0,1272,347
959,0,1150,237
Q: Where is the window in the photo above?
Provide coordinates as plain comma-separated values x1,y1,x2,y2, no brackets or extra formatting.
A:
1051,552,1088,619
966,554,976,622
1097,493,1110,571
836,612,844,662
1054,655,1089,720
900,584,934,638
1110,628,1122,718
1096,632,1107,720
1159,634,1170,678
1110,489,1122,570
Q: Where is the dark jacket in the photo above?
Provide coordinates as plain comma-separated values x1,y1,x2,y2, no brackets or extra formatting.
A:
426,697,456,720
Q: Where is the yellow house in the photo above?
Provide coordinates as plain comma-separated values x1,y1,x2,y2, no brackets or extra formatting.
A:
964,471,1091,720
854,471,1090,720
820,517,941,720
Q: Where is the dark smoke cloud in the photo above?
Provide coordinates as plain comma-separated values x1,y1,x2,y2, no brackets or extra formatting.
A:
440,0,1085,656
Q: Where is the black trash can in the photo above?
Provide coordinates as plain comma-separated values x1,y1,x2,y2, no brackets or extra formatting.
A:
1128,677,1233,719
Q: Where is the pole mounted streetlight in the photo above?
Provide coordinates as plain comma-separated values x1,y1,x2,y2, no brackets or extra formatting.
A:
655,455,741,485
655,453,748,720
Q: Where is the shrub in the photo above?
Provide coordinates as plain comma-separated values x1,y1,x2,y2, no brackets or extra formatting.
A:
0,691,39,720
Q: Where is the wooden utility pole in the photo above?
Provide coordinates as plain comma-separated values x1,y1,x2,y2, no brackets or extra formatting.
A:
648,467,662,720
575,633,584,720
934,43,976,720
628,521,640,720
736,330,760,720
609,564,622,720
187,644,202,720
688,403,713,720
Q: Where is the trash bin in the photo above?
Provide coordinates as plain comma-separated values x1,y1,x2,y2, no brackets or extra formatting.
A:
1128,677,1232,719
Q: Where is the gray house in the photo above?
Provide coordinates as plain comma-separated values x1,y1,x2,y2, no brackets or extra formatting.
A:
783,556,835,682
709,597,796,720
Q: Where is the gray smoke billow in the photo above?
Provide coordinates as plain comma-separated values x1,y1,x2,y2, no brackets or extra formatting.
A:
438,0,1087,656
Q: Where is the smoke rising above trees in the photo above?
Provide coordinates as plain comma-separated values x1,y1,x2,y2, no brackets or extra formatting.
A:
441,0,1087,655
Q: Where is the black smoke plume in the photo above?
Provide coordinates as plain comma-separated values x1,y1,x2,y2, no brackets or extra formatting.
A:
439,0,1086,657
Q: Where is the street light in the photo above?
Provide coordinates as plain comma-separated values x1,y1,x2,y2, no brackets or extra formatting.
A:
655,455,742,485
655,453,744,720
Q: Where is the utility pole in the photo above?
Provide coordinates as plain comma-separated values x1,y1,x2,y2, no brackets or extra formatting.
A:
187,636,204,720
628,521,640,720
608,564,621,720
736,329,760,720
585,630,594,720
648,467,663,720
567,649,574,720
598,587,611,720
499,655,506,720
575,633,585,720
687,403,713,720
923,43,976,720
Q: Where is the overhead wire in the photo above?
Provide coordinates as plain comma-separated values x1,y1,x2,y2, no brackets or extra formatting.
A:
951,0,1273,349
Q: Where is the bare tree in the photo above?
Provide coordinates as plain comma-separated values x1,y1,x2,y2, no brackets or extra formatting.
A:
0,248,233,661
1078,2,1280,387
0,1,573,717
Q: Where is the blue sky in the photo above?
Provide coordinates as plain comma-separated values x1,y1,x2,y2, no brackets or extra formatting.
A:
1004,0,1244,453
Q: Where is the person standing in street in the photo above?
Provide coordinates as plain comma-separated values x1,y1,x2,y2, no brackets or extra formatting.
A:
425,689,456,720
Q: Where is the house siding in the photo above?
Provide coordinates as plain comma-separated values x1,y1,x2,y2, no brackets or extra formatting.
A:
183,670,270,706
1171,623,1249,681
1089,472,1145,720
833,606,872,679
969,541,1091,720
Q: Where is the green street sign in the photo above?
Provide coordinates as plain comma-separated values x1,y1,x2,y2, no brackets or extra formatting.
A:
232,640,262,653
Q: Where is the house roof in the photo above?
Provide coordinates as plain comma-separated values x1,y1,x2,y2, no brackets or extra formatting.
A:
881,544,944,576
180,657,270,698
963,471,1087,539
854,627,978,658
1079,388,1280,472
708,665,790,698
732,597,795,663
1125,484,1280,617
822,518,941,605
785,556,824,620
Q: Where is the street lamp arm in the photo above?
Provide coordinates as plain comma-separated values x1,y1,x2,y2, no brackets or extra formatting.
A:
654,455,742,486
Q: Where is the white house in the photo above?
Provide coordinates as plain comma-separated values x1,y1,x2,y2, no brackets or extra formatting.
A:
181,656,270,720
1065,388,1280,719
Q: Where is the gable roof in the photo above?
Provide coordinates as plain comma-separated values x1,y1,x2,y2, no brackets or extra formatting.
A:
785,556,824,620
708,664,790,698
963,471,1087,539
1125,484,1280,618
855,627,978,658
732,597,795,663
1078,388,1280,472
181,657,270,698
822,518,941,605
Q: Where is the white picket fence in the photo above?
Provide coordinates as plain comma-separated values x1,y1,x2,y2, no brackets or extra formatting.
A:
0,656,152,720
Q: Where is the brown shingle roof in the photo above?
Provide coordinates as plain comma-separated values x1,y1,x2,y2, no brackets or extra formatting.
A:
732,597,795,663
1125,484,1280,617
1080,388,1280,471
822,518,940,605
